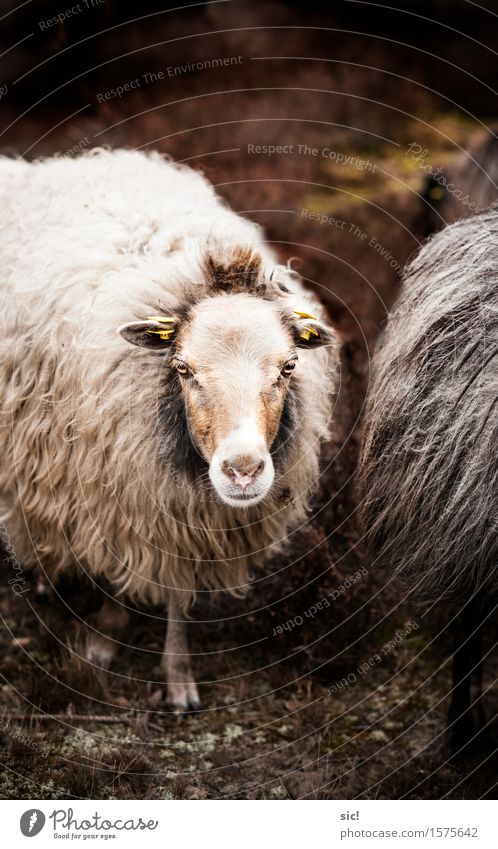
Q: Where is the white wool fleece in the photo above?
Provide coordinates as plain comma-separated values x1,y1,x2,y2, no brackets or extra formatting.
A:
0,149,338,610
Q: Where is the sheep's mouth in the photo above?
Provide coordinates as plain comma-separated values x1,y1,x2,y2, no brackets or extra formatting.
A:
218,488,271,508
228,491,262,502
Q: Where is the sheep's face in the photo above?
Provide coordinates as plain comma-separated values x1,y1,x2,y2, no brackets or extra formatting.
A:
120,292,332,508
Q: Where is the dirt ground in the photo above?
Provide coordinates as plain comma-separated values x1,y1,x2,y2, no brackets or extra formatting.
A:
0,1,497,799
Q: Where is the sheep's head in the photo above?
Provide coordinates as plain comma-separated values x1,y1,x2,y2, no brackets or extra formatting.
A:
119,292,333,508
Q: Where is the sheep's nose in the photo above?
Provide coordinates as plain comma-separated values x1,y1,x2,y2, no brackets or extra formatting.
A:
221,457,265,489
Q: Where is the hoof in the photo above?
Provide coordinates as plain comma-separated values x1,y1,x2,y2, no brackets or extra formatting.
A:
86,638,115,670
35,583,52,604
445,718,476,759
446,701,486,757
167,681,201,716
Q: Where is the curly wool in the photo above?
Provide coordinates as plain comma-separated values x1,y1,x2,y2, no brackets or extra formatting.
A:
358,206,498,603
0,149,337,611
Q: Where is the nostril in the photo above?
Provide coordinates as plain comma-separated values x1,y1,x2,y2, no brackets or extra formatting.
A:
220,457,265,485
246,460,264,479
221,460,236,479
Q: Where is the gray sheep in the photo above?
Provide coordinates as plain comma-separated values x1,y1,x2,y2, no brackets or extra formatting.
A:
359,206,498,751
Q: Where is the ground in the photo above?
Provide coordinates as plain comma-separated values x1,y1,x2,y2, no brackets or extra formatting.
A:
0,1,497,800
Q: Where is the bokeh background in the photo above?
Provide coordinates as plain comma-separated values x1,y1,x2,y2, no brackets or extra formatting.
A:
0,0,497,800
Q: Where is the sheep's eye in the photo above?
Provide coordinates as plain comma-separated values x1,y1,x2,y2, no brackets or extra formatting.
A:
282,360,296,376
175,362,190,376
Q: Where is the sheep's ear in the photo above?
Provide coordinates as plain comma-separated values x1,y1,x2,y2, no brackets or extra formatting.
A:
292,310,334,349
118,316,178,349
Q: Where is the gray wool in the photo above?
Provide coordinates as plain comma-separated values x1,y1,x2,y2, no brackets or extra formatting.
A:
358,206,498,603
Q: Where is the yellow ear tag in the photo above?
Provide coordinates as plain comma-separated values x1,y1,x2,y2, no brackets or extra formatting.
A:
146,329,174,340
145,316,176,341
293,309,318,320
299,324,319,342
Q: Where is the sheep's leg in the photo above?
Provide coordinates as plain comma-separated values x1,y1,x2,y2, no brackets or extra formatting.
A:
447,601,483,752
470,610,486,731
448,626,473,751
162,598,200,715
34,567,52,603
86,596,130,669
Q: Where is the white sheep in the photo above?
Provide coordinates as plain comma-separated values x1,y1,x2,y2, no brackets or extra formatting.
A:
0,149,339,711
